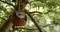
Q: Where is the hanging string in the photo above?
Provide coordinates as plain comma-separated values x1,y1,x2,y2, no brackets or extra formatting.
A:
14,0,18,11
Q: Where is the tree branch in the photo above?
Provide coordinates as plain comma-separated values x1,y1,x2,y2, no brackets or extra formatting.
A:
27,10,53,14
25,11,43,32
14,27,38,30
0,0,15,7
27,11,42,14
0,17,6,21
0,12,13,32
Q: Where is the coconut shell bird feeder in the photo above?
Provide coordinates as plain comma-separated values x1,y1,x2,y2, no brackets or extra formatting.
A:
12,0,26,26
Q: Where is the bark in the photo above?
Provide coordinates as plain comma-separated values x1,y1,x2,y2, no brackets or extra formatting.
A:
0,13,13,32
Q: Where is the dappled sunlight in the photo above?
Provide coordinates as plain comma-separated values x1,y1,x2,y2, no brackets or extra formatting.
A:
0,0,60,32
29,21,34,27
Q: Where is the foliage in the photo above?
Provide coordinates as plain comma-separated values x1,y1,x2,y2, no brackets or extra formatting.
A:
0,0,60,32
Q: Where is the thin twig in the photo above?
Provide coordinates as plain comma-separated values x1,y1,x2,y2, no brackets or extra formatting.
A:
0,0,15,7
15,27,38,30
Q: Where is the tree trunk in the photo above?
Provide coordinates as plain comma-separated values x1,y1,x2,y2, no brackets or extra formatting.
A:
0,14,13,32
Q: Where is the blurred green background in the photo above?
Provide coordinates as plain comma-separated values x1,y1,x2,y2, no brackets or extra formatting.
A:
0,0,60,32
